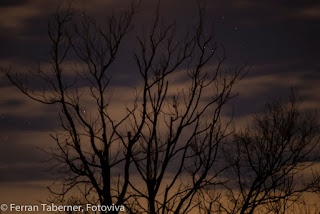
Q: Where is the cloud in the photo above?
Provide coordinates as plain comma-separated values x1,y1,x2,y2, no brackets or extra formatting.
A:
0,180,52,204
0,0,28,7
0,86,58,118
0,130,53,184
297,6,320,19
0,0,51,30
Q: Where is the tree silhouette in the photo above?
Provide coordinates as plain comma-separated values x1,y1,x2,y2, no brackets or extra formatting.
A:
2,1,246,214
211,94,320,214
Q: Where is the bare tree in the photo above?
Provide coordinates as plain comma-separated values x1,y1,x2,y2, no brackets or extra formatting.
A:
124,3,246,214
3,3,137,213
2,1,245,214
217,94,320,214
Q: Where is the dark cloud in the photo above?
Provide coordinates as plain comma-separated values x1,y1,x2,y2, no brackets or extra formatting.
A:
0,111,58,132
0,19,49,61
0,142,45,164
0,98,25,108
0,0,28,7
0,163,53,182
0,166,46,182
0,139,53,182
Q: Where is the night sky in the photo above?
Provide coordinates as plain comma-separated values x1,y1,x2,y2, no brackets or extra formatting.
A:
1,0,320,204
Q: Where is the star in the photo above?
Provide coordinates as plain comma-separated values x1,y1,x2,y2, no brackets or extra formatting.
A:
0,136,8,143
